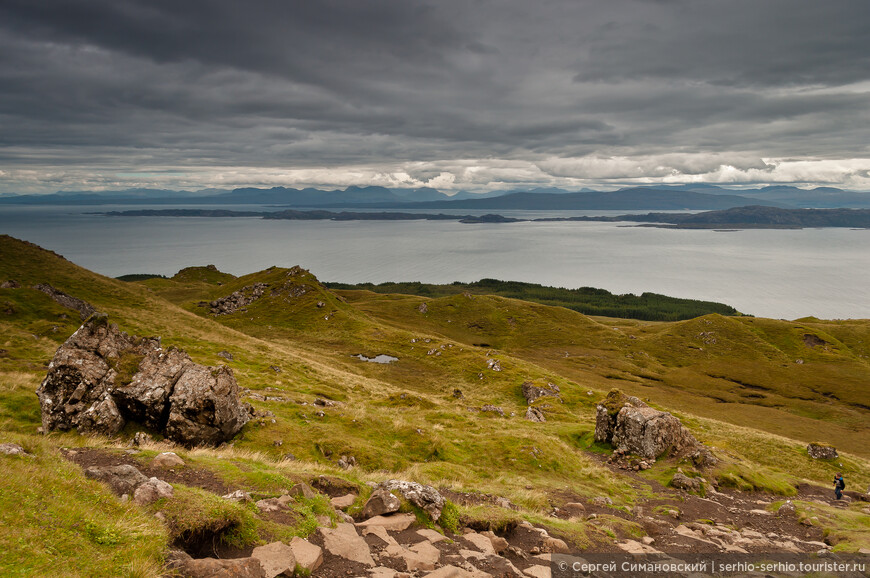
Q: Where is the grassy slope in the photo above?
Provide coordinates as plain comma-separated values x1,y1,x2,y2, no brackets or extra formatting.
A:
338,290,870,457
1,234,869,573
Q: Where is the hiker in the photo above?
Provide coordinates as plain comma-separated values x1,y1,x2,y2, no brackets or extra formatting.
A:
834,473,845,500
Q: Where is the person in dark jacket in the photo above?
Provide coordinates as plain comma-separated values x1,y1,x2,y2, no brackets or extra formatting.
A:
834,473,845,500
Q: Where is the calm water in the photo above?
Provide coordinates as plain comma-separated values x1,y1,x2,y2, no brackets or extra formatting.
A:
1,205,868,320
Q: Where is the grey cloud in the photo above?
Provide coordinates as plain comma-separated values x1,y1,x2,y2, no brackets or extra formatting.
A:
0,0,868,192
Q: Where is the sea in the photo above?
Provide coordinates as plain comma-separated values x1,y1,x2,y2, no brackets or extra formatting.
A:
1,204,868,320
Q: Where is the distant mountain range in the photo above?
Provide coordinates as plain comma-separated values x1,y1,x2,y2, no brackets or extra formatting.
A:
2,184,869,209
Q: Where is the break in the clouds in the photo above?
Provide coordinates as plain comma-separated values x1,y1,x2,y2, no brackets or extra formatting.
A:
1,0,869,194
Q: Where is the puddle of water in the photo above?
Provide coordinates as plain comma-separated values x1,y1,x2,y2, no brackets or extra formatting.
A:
353,354,398,364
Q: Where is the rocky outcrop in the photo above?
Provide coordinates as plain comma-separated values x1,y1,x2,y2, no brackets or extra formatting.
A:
594,389,648,444
209,283,268,315
32,283,96,320
525,406,545,422
807,442,838,460
595,389,700,459
378,480,445,521
0,442,32,457
521,381,560,405
37,316,248,446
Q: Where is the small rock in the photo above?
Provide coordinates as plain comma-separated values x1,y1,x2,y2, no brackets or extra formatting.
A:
356,513,416,532
524,407,545,423
287,483,317,500
319,523,375,566
217,350,234,361
151,451,185,468
542,537,570,554
563,502,586,518
362,488,402,518
0,442,32,457
84,464,148,496
591,496,613,507
133,477,173,506
777,501,796,517
671,472,701,492
223,489,253,503
330,493,357,510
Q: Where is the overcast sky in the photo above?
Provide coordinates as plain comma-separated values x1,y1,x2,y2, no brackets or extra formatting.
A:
1,0,869,194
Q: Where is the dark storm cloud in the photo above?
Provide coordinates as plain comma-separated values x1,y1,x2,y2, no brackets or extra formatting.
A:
0,0,868,192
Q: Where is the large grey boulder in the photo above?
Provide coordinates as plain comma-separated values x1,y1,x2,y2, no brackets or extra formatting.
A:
594,389,700,459
611,406,699,459
165,365,248,446
37,316,248,446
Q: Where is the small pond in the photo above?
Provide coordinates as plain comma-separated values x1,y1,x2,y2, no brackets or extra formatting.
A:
353,354,398,364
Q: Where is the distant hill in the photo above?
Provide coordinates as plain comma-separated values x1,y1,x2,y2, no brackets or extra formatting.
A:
406,188,785,210
601,206,870,228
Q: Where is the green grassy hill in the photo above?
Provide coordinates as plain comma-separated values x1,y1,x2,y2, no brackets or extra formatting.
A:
1,234,868,575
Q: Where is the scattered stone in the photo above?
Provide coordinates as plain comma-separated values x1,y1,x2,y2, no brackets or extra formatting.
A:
151,451,185,468
378,480,445,521
521,381,561,405
84,464,148,496
417,303,428,313
133,477,173,506
362,488,401,518
132,431,152,446
542,537,570,554
1,279,20,289
482,530,509,554
777,501,797,517
256,496,293,513
670,472,702,492
356,513,416,532
319,523,375,566
330,493,357,510
641,536,655,545
563,502,586,518
807,442,838,460
691,446,719,468
486,359,502,372
523,565,551,578
417,529,449,543
453,389,464,399
463,533,496,556
217,350,234,361
251,541,296,578
222,489,253,503
591,496,612,507
524,407,545,423
337,455,357,469
167,550,266,578
481,404,505,417
0,442,31,457
424,566,478,578
287,483,317,500
289,537,323,574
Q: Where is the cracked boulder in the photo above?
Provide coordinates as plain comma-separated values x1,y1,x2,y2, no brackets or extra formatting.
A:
37,315,248,446
595,389,700,459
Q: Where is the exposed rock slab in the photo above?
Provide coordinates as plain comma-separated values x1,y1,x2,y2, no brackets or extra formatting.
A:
319,522,375,566
521,381,560,405
289,537,323,574
32,283,96,320
251,541,296,578
807,442,838,460
356,513,416,532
